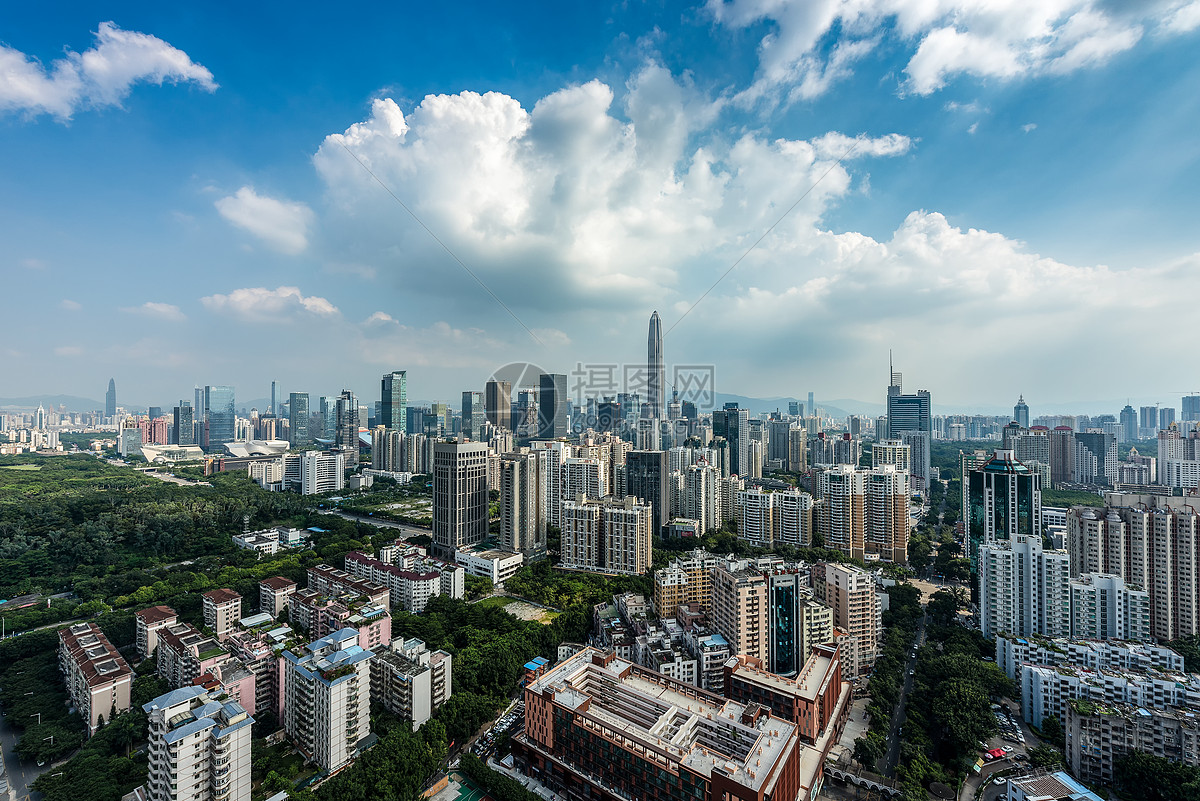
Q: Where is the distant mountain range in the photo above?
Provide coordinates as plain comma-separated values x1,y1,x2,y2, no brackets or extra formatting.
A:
0,395,105,412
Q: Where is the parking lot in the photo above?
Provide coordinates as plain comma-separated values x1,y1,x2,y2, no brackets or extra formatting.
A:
472,699,525,761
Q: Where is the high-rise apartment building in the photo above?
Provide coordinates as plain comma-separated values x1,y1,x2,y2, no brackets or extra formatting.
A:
203,385,235,450
979,534,1071,640
1014,395,1030,428
1069,573,1151,641
143,686,254,801
685,461,720,534
1183,395,1200,422
653,549,721,616
135,605,179,663
1120,405,1138,442
821,564,881,672
713,405,749,477
624,450,668,534
814,465,909,563
201,589,242,641
737,488,775,547
646,311,664,420
461,390,484,440
58,622,133,735
498,451,546,559
288,392,310,447
485,379,512,431
1066,495,1200,640
560,495,652,575
282,629,374,772
432,440,489,560
711,561,770,668
538,373,568,439
380,371,407,432
105,378,117,419
966,450,1042,570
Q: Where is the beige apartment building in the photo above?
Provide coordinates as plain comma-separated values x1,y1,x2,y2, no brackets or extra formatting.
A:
711,561,771,670
821,563,881,672
201,588,242,641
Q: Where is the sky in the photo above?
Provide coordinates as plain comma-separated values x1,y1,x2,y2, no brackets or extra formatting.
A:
2,1,1200,415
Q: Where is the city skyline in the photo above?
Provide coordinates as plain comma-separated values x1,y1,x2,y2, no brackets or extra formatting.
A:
3,5,1200,407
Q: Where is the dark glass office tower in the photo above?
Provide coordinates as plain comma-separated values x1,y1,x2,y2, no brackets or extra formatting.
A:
289,392,310,447
380,371,407,432
203,385,235,450
538,374,567,439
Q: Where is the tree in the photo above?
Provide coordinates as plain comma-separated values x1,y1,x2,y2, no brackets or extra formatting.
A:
1026,745,1064,769
853,732,886,768
930,679,996,756
1039,714,1064,746
264,771,291,792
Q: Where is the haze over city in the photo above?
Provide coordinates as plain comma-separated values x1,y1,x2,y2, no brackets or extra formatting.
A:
3,2,1200,408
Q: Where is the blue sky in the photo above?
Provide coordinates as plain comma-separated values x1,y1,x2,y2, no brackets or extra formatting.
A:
3,1,1199,414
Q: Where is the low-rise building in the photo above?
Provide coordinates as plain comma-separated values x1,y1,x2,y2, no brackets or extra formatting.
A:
513,648,833,801
343,551,464,612
287,588,391,651
723,643,849,748
455,547,524,585
58,622,133,735
1005,770,1104,801
307,564,390,608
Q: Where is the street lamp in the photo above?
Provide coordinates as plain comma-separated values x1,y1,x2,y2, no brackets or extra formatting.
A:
30,712,41,725
43,735,54,745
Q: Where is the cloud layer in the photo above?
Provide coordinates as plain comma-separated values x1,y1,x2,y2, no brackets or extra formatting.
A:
201,286,338,321
708,0,1200,104
0,21,216,119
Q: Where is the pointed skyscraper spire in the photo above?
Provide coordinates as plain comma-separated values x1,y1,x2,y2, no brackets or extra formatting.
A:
647,311,664,420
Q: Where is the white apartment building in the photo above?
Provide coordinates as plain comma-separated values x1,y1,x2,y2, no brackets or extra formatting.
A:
143,686,254,801
979,534,1071,640
685,462,720,534
736,488,774,546
369,637,452,730
995,634,1184,680
1020,662,1200,727
282,628,375,772
498,450,546,558
1069,573,1151,642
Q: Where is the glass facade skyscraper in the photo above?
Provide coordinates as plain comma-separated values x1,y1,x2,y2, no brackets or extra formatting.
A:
289,392,310,447
380,371,407,432
967,449,1041,570
203,385,235,450
538,374,567,439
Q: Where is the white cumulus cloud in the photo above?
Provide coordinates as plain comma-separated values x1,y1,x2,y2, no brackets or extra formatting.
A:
214,187,315,254
201,286,339,321
0,21,216,120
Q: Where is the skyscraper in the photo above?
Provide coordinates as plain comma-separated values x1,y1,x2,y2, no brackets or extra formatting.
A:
1120,404,1138,442
538,373,567,439
461,391,485,440
270,380,280,416
1184,395,1200,422
203,385,235,450
105,378,116,418
336,389,359,467
173,402,194,446
1014,395,1030,428
432,441,489,560
380,371,407,432
485,379,512,431
885,360,931,492
624,450,669,534
966,450,1041,570
289,392,310,447
646,311,664,420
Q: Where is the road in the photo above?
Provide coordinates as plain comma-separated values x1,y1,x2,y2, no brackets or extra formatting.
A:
880,610,928,777
324,510,432,540
0,703,47,801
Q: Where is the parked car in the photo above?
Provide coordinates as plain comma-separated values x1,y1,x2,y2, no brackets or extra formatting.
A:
993,777,1007,786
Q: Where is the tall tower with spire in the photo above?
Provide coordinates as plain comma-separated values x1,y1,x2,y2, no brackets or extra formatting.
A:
1014,395,1030,428
105,378,117,419
646,311,664,420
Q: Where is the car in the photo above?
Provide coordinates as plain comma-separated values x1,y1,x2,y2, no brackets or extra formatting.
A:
1001,746,1014,754
993,777,1007,786
908,669,914,676
978,741,988,750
